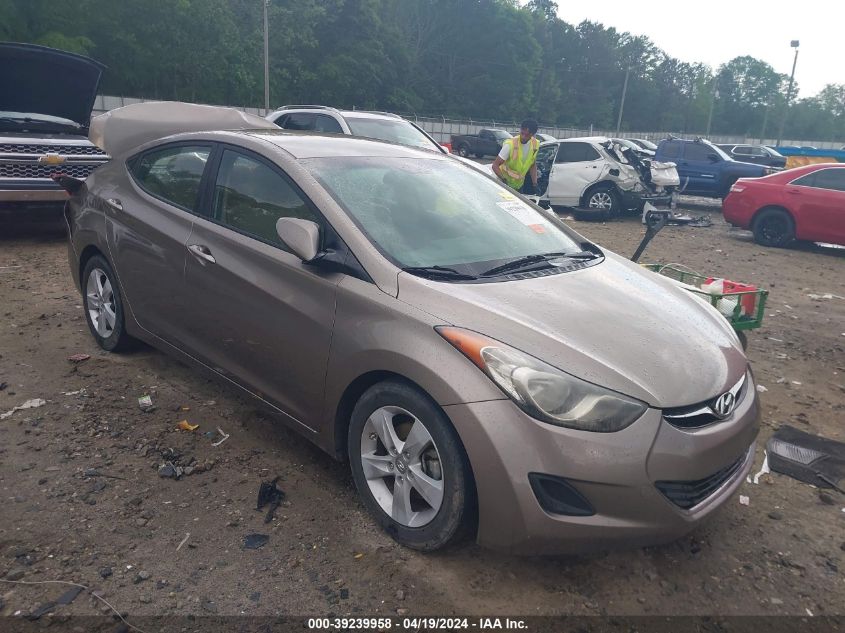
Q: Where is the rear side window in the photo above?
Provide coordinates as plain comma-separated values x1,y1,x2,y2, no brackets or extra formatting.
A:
811,168,845,192
683,143,716,162
212,149,319,250
660,142,681,159
283,113,315,130
129,145,211,210
555,142,600,163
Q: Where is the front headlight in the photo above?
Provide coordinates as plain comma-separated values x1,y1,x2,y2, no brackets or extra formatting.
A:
437,327,647,432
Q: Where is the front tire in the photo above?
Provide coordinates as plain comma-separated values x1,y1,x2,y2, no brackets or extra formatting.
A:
752,207,795,247
81,255,134,352
348,380,474,551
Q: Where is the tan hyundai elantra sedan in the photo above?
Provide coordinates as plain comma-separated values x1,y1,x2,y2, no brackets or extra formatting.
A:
64,110,758,554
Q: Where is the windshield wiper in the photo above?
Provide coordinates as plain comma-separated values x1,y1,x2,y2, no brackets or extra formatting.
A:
480,251,599,277
401,265,478,281
0,116,81,130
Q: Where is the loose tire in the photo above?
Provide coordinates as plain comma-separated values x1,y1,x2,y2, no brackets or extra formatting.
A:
752,207,795,247
81,255,134,352
348,380,474,551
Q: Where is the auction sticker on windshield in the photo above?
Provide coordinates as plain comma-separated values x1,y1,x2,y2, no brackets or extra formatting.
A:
497,200,551,231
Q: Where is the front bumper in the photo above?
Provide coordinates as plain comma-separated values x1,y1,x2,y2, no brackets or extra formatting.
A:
444,378,759,555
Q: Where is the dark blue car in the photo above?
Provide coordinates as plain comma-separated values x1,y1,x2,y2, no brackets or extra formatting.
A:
655,138,775,199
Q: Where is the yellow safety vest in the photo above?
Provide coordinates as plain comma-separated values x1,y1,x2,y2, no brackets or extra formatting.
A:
499,136,539,190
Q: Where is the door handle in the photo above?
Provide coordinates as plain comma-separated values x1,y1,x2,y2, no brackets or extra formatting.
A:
105,198,123,211
187,244,216,264
786,189,801,195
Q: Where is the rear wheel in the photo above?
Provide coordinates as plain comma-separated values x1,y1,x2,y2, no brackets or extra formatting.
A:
752,207,795,247
457,144,470,158
348,380,474,551
578,184,621,220
81,255,134,352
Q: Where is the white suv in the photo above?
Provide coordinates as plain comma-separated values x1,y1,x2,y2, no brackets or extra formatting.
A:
266,106,449,155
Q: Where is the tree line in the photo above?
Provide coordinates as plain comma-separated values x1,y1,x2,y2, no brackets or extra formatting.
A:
2,0,842,141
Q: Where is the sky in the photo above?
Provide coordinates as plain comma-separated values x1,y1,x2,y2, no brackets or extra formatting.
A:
555,2,844,98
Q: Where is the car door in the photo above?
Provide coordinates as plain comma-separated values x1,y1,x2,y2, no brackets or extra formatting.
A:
180,146,342,429
679,142,721,194
110,143,212,343
534,143,558,196
546,141,603,206
788,168,845,243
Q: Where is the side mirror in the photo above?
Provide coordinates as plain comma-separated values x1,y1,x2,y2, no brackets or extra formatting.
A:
707,153,720,163
276,218,320,262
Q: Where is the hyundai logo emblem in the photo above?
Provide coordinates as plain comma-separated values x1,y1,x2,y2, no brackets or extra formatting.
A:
713,391,736,418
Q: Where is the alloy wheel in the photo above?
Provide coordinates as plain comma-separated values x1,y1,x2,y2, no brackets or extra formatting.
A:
588,191,613,209
359,406,444,528
86,268,116,338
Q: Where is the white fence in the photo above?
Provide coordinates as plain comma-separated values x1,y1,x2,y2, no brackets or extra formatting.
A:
92,96,842,149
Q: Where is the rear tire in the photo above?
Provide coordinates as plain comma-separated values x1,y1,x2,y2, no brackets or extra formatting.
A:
752,207,795,247
81,255,134,352
457,144,470,158
578,184,621,220
348,380,475,551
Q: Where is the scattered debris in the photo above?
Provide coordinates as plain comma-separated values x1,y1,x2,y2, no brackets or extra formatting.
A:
176,532,191,551
767,510,783,520
138,395,155,412
756,385,768,393
819,492,835,505
791,381,802,386
748,451,770,485
243,533,269,550
257,476,285,524
354,553,364,560
807,293,843,301
211,427,230,446
1,398,47,420
67,353,90,363
158,462,180,479
133,570,151,584
62,389,84,396
0,381,7,391
739,495,750,506
767,425,845,491
177,420,199,431
806,609,814,617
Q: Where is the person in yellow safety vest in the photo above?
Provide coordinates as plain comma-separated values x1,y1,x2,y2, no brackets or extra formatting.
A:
492,118,540,193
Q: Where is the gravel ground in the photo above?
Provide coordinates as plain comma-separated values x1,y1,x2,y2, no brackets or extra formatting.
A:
1,201,844,625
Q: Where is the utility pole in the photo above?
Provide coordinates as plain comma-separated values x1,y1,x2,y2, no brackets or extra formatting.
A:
776,40,800,147
615,67,630,136
705,86,719,137
263,0,270,112
760,105,769,144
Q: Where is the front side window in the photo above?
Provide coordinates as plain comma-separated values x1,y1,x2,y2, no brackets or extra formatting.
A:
129,145,210,210
305,157,583,271
345,117,439,151
212,150,318,250
684,143,724,162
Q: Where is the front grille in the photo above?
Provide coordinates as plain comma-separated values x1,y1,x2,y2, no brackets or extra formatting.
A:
0,163,99,179
655,453,746,509
0,143,107,156
663,373,748,429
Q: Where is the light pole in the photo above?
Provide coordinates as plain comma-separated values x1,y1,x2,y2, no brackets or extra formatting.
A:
776,40,800,147
615,67,630,136
705,86,719,137
263,0,270,112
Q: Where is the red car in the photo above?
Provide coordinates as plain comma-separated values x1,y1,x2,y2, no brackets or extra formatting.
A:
723,163,845,247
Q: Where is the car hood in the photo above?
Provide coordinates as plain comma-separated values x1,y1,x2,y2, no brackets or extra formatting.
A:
398,252,747,408
0,43,104,129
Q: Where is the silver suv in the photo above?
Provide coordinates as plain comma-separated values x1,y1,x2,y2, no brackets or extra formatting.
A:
266,105,449,155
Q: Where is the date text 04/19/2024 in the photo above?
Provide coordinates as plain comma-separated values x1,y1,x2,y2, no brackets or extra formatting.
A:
307,617,528,630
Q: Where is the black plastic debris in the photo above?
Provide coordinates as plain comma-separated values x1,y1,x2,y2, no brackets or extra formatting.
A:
243,533,269,550
256,476,285,524
767,425,845,492
28,585,84,620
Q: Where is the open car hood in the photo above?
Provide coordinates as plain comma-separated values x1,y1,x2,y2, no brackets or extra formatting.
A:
0,42,104,129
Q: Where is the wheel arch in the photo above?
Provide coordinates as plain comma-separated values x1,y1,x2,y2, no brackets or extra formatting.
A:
580,180,620,207
750,204,796,231
78,244,108,286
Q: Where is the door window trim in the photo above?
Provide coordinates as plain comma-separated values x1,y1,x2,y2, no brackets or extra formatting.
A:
126,141,215,214
789,167,845,192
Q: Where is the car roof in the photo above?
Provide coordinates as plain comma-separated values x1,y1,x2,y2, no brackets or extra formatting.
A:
270,107,403,122
243,129,448,160
560,136,610,143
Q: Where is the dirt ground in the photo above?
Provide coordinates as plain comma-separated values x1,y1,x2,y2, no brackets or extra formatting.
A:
1,200,844,624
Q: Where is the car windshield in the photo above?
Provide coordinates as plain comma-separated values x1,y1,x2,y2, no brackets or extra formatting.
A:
305,157,583,272
345,117,439,151
0,110,81,130
766,147,784,157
